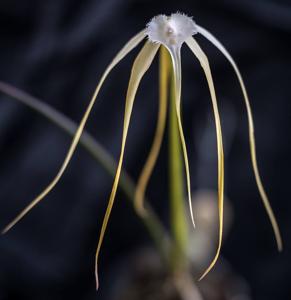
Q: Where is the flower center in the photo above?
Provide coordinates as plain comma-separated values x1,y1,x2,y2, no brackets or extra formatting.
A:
146,13,197,49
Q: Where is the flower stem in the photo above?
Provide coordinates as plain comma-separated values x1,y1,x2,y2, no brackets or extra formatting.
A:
167,54,188,271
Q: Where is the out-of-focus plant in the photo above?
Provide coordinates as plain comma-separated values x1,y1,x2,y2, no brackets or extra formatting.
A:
1,12,282,292
0,81,171,263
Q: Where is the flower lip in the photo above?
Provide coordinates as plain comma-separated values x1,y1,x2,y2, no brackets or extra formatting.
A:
146,13,197,49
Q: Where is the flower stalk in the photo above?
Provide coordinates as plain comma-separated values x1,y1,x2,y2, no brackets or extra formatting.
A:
167,46,189,271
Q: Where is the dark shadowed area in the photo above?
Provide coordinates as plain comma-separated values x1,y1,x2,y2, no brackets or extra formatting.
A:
0,0,290,299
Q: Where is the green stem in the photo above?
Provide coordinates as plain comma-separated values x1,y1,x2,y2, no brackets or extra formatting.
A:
0,81,170,261
168,68,188,271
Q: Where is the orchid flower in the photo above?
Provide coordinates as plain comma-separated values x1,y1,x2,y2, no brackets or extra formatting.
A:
2,13,282,288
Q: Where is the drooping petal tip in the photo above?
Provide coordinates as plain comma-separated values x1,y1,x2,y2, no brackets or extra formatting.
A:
95,264,99,290
1,226,9,235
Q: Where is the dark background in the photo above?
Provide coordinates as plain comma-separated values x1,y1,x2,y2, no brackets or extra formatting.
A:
0,0,290,299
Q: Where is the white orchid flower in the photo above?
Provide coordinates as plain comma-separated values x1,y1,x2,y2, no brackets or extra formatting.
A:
2,12,282,289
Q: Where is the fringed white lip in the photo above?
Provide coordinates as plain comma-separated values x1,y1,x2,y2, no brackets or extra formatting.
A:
146,13,197,50
2,12,282,289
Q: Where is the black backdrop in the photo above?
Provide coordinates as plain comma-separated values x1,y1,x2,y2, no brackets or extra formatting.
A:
0,0,290,299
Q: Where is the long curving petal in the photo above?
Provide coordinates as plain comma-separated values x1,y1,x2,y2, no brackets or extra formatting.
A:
168,46,196,229
95,41,160,289
186,37,224,280
1,30,147,235
134,46,169,216
197,25,282,251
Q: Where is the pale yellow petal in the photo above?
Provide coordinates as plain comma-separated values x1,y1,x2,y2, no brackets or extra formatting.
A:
197,25,282,251
1,30,147,235
134,46,169,216
95,41,160,289
186,37,224,280
168,46,195,229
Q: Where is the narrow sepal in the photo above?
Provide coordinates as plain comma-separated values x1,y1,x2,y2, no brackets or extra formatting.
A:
95,41,160,287
1,30,146,235
197,25,282,251
186,37,224,280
